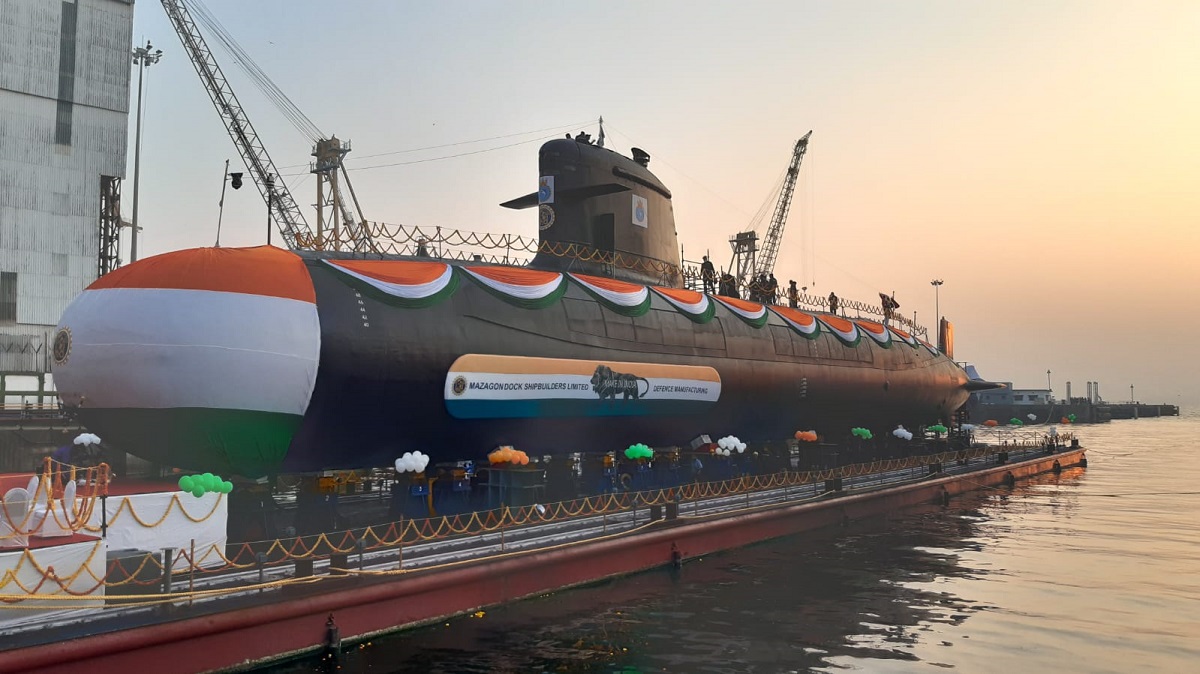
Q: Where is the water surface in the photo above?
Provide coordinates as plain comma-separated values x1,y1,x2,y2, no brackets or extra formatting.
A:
264,415,1200,673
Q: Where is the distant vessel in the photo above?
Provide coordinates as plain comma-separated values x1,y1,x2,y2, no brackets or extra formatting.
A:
51,138,993,476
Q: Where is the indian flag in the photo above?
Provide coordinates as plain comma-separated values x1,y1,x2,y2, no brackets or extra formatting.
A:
52,246,321,477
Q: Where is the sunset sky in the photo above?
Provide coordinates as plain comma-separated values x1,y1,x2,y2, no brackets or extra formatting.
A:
127,1,1200,406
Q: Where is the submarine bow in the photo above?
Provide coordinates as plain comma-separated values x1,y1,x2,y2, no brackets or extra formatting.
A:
52,246,321,476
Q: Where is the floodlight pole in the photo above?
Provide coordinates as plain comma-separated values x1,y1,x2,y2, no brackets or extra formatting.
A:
130,40,163,263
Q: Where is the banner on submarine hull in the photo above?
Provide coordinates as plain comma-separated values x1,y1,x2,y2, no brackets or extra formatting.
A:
445,354,721,419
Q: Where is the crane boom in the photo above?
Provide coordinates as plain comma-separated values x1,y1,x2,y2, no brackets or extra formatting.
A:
755,131,811,277
160,0,313,249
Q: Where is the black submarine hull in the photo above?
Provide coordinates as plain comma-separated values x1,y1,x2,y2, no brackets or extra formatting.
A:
53,248,969,476
283,258,968,473
54,135,975,476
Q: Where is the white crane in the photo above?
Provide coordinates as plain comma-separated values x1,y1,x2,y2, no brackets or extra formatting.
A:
160,0,375,251
729,131,812,280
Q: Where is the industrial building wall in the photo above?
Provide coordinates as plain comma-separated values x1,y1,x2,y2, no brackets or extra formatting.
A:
0,0,133,374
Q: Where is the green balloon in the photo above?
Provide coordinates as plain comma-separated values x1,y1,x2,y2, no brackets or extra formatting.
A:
220,481,233,494
191,485,206,498
179,476,194,492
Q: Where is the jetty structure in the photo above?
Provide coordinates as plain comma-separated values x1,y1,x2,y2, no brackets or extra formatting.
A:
0,1,1094,672
970,378,1180,424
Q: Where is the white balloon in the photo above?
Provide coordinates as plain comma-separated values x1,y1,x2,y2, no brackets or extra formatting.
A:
1027,414,1037,421
737,442,746,452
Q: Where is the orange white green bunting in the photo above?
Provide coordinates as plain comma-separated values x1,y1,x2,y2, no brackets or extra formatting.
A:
771,306,821,339
855,320,892,348
889,326,921,349
651,287,715,323
569,273,650,316
818,315,861,346
462,265,567,309
919,339,941,357
712,296,769,328
323,260,458,308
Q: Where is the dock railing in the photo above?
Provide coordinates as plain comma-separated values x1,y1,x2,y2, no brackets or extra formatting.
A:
79,435,1073,601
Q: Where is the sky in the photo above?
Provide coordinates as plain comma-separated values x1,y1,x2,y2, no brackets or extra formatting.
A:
125,0,1200,406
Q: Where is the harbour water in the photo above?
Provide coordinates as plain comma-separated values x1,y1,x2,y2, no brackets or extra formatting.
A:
265,415,1200,673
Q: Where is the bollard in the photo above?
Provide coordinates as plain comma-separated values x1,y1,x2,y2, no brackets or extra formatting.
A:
295,557,314,578
650,504,663,521
665,501,679,520
329,553,349,576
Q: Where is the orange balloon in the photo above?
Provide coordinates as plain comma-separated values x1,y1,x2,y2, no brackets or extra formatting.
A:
984,419,998,427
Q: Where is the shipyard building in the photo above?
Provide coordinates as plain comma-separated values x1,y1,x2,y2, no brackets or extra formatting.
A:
0,0,133,404
0,0,133,470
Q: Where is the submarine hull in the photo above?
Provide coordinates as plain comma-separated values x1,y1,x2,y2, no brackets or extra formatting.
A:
54,247,970,476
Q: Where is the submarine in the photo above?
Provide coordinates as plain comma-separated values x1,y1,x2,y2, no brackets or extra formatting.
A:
51,136,989,477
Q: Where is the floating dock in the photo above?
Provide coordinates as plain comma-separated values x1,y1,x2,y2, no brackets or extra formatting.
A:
0,442,1085,674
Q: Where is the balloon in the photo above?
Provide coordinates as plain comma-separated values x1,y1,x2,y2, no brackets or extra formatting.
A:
737,443,746,453
191,486,206,498
1068,414,1077,422
1026,413,1037,422
179,476,194,492
984,419,998,427
220,481,233,494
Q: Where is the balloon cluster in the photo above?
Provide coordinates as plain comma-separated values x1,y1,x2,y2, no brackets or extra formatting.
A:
73,433,101,446
1068,413,1077,422
928,424,948,435
716,435,746,456
1026,413,1037,422
983,419,999,427
178,473,232,498
892,426,913,441
794,430,818,442
1009,418,1025,426
395,451,430,473
961,424,977,432
624,443,654,460
488,447,529,465
851,427,873,440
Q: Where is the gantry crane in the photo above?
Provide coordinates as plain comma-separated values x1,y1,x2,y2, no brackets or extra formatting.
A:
729,131,812,280
160,0,375,251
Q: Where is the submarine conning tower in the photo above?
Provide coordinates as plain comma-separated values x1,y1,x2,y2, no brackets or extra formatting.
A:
502,137,682,288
